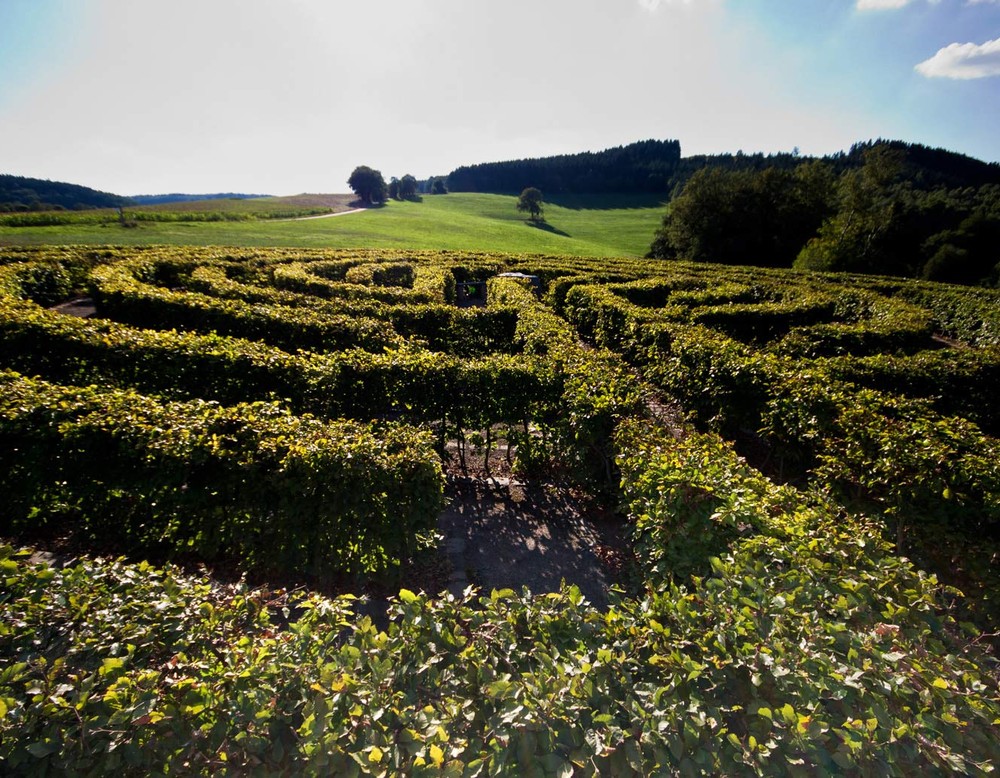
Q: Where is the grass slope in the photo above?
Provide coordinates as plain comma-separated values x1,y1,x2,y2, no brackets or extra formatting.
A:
0,193,666,257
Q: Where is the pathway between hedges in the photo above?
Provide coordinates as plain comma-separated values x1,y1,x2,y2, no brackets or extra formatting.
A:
437,468,630,609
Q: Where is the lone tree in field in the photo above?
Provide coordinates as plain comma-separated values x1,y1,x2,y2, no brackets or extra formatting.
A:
348,165,388,205
516,187,544,221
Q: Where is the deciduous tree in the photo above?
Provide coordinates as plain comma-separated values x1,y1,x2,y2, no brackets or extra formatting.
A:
347,166,388,205
516,187,544,221
398,174,419,200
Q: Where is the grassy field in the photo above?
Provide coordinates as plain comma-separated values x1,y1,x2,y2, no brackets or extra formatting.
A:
0,193,667,257
128,193,358,215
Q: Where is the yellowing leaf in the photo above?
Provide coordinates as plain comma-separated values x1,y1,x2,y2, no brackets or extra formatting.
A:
430,743,445,767
369,746,384,764
932,678,950,689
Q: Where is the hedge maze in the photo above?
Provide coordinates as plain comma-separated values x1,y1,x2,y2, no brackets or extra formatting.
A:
2,245,1000,774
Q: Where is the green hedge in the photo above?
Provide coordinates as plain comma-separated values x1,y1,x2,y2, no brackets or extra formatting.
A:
90,263,404,354
344,261,415,288
819,348,1000,436
4,520,1000,775
272,261,436,304
489,277,643,489
615,421,1000,775
0,297,558,436
0,372,444,576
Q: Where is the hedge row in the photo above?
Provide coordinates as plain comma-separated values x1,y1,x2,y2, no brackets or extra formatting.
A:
819,347,1000,436
344,261,415,288
615,420,1000,775
96,259,519,357
565,286,1000,539
560,270,1000,633
272,261,437,304
90,262,405,354
0,371,444,576
488,276,643,489
845,274,1000,348
0,296,556,436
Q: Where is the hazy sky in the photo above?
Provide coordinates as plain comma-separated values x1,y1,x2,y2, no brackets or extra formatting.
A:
2,0,999,196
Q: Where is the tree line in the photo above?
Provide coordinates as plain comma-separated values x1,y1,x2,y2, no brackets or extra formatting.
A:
446,139,683,194
0,175,129,212
649,143,1000,287
347,167,447,205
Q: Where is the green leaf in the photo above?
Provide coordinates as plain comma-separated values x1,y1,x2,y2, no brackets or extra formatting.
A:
26,740,60,758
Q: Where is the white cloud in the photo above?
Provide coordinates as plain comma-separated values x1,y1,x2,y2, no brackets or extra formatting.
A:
637,0,694,11
916,37,1000,78
855,0,959,7
856,0,915,9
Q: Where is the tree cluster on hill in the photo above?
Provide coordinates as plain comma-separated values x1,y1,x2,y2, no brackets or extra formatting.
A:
0,174,129,212
447,139,683,194
388,174,419,201
650,143,1000,286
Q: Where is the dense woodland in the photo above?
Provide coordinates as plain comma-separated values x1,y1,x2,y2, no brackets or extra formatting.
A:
0,175,129,212
446,139,684,194
650,142,1000,286
443,138,1000,285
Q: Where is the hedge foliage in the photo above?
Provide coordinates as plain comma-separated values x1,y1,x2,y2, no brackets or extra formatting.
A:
0,371,444,577
2,246,1000,775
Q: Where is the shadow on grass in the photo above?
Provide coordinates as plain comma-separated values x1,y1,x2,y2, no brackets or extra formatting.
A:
546,193,669,211
526,219,570,238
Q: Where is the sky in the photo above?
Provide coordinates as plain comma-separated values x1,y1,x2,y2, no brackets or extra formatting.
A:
1,0,999,196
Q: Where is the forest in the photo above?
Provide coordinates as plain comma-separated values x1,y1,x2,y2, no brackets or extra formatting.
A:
446,139,683,194
0,175,129,212
649,143,1000,286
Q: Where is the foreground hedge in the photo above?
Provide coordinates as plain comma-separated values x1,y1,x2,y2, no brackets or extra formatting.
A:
0,372,444,576
4,482,1000,777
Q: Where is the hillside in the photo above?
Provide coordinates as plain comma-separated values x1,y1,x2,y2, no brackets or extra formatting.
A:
0,192,666,257
128,193,271,206
0,174,129,212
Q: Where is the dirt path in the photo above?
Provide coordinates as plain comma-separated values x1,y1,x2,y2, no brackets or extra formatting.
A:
51,297,96,317
437,474,629,609
286,207,368,221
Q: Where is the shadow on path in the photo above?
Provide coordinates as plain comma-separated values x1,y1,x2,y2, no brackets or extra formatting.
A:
437,476,628,609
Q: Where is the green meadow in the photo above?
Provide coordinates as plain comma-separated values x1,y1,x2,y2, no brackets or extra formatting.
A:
0,193,667,257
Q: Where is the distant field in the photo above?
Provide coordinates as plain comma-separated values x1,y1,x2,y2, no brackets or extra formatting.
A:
129,193,358,215
0,192,667,257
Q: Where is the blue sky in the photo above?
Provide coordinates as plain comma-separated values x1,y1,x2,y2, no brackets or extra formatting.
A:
1,0,998,195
